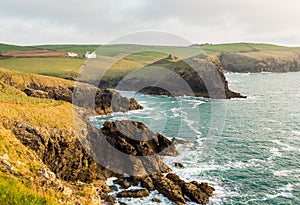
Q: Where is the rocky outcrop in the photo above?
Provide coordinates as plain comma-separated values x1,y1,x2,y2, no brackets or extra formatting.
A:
101,120,178,157
3,119,109,183
151,173,215,204
24,82,143,115
141,176,155,191
151,174,186,204
166,173,214,204
85,120,176,181
175,162,185,169
117,189,150,198
117,55,246,99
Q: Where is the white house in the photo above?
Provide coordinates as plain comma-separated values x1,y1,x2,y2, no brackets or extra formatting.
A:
67,52,78,57
85,51,97,58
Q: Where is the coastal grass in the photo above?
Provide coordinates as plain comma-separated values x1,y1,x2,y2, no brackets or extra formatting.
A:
0,57,85,79
0,68,75,129
0,174,59,205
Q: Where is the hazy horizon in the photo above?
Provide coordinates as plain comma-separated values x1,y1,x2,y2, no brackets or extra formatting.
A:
1,41,299,48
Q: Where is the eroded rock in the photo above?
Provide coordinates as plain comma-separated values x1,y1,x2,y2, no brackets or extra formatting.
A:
151,174,186,204
117,189,149,198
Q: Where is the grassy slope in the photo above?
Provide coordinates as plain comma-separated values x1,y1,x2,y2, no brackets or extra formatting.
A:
0,81,67,205
0,174,58,205
0,57,85,79
0,95,70,205
0,68,103,204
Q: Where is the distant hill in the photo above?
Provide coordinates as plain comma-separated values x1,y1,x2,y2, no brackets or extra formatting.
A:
1,42,300,74
0,43,36,52
33,44,100,54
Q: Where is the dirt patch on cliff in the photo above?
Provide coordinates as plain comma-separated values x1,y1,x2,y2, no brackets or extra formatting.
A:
2,50,67,58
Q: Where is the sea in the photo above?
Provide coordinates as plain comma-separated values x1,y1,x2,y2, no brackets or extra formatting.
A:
91,72,300,205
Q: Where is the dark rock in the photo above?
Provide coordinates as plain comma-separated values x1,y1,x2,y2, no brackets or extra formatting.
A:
7,120,110,183
151,174,186,204
141,176,155,191
24,82,143,115
191,181,215,197
109,185,119,192
166,173,215,204
104,195,116,205
117,189,149,198
172,138,192,146
23,88,49,98
118,180,131,189
174,162,185,169
151,198,162,203
101,120,178,157
166,173,185,185
91,120,176,179
184,183,210,204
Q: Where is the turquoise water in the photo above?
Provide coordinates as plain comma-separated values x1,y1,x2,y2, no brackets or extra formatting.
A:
91,72,300,204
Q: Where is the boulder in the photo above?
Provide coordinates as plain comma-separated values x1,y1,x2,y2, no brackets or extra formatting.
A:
175,162,185,169
183,183,210,204
166,173,215,204
151,174,186,204
191,181,215,197
118,180,131,189
141,176,155,191
152,198,162,203
117,189,149,198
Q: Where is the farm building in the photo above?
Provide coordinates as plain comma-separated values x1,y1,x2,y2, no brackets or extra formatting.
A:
67,52,79,57
85,51,97,58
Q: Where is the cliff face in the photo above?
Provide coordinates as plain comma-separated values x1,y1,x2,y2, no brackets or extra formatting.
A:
24,83,143,115
118,55,246,99
0,68,143,115
219,51,300,73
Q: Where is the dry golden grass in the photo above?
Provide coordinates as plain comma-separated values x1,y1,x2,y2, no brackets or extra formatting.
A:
236,50,300,60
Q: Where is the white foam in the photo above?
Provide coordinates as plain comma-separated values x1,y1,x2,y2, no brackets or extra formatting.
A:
106,177,118,186
272,140,300,152
273,170,293,177
269,147,282,159
292,130,300,136
273,169,300,177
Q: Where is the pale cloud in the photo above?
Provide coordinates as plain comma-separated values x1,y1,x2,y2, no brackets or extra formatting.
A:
0,0,299,46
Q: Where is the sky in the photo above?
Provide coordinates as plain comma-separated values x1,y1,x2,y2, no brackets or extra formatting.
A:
1,0,300,46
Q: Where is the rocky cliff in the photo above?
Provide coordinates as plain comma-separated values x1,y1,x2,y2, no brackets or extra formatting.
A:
219,51,300,73
117,55,246,99
0,68,143,115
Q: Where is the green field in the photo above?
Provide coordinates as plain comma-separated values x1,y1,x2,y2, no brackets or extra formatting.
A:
0,57,85,79
198,43,292,53
0,43,36,52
